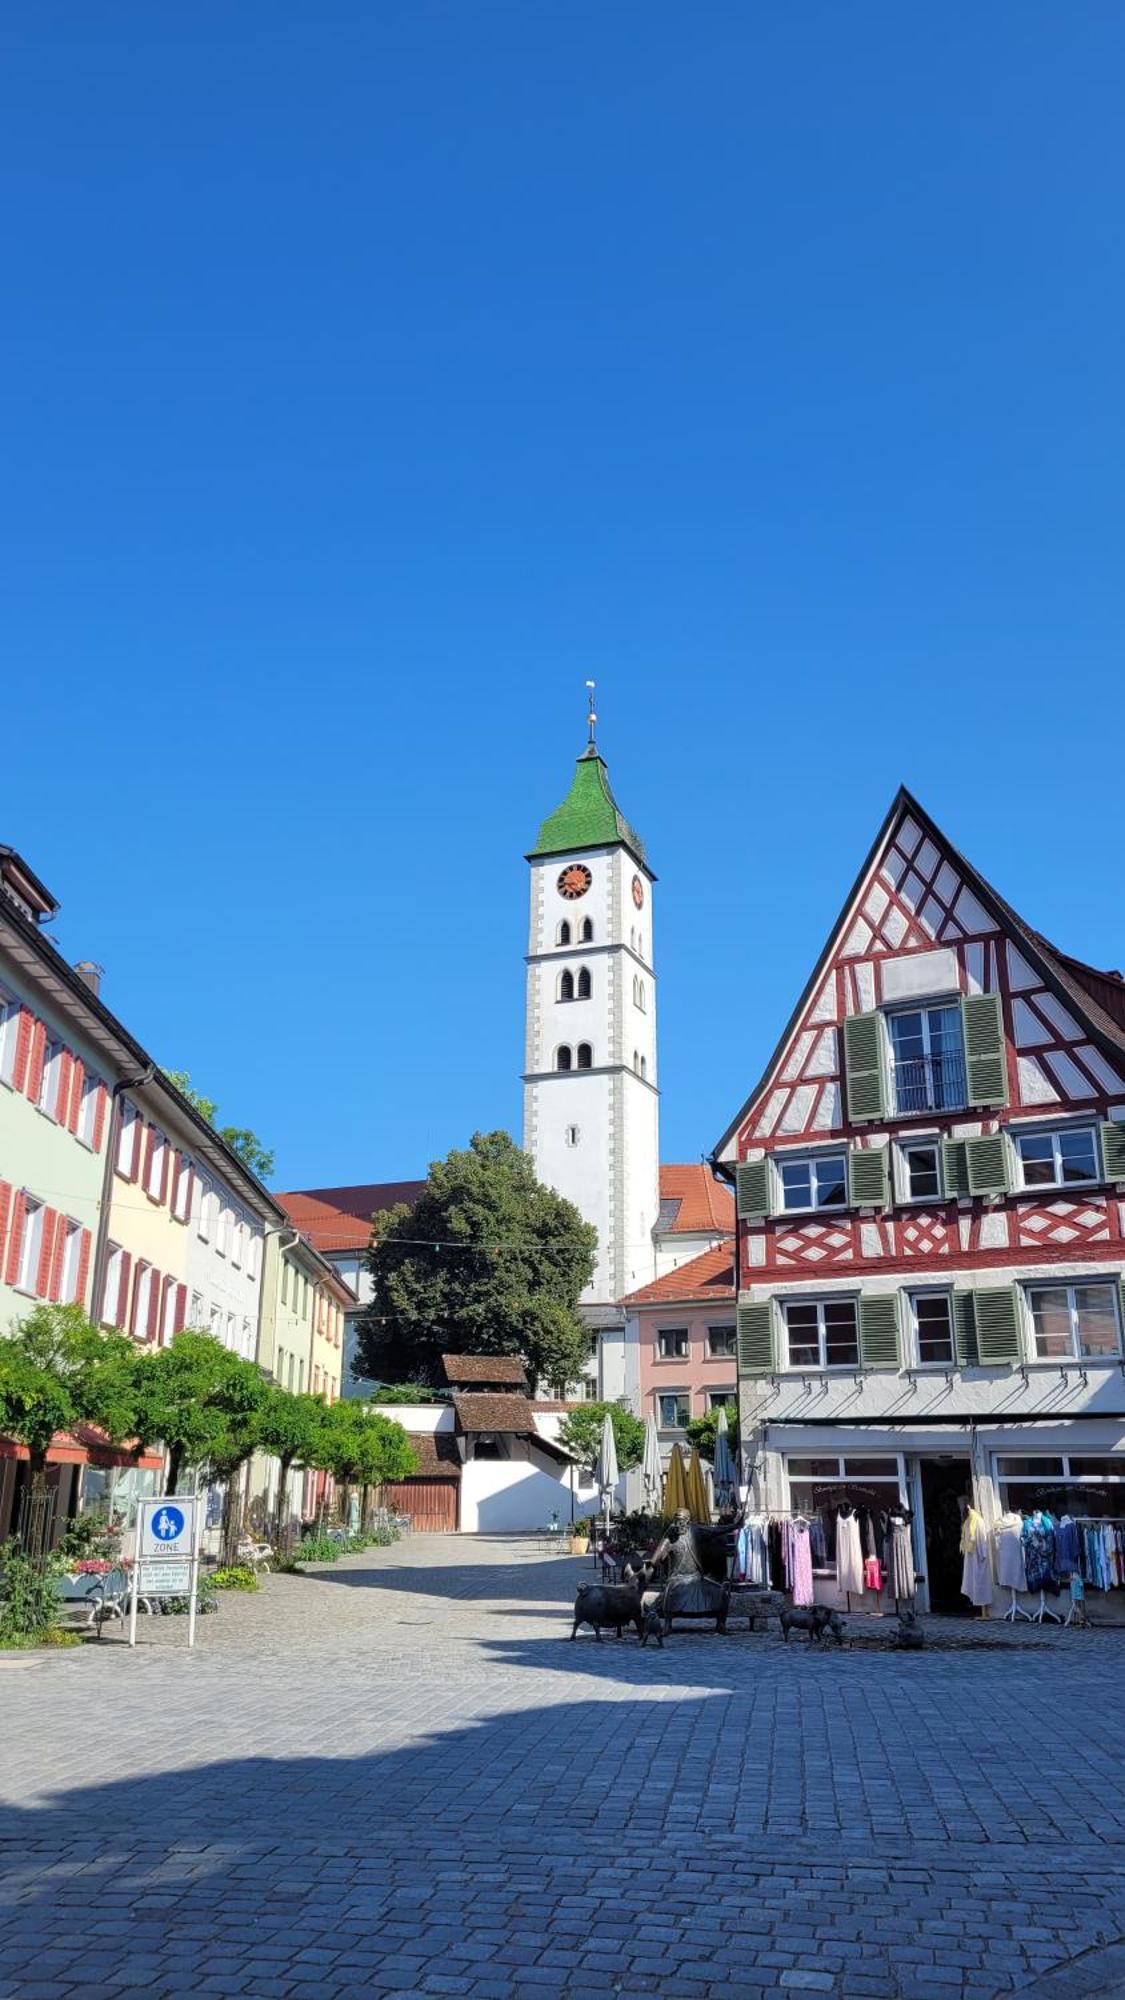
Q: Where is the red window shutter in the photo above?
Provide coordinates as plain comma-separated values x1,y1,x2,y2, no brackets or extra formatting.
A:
0,1182,11,1273
75,1229,92,1309
118,1252,133,1331
147,1271,161,1342
11,1011,33,1093
48,1214,67,1301
66,1057,84,1135
3,1192,27,1286
55,1050,74,1127
36,1209,57,1298
92,1084,108,1154
26,1022,47,1104
174,1282,187,1334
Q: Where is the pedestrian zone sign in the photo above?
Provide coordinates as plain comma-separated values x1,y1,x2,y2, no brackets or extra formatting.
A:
131,1496,203,1646
138,1496,198,1560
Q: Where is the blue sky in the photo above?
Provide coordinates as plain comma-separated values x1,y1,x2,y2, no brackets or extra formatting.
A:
3,5,1123,1189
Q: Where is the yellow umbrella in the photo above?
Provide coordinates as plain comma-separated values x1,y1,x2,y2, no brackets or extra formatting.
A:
686,1446,712,1524
662,1443,689,1516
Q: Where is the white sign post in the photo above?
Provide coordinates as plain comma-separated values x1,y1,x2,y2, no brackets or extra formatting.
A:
129,1497,202,1649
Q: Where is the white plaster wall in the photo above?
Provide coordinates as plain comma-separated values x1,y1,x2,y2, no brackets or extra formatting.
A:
599,1329,628,1403
460,1456,586,1533
365,1404,453,1433
184,1176,264,1359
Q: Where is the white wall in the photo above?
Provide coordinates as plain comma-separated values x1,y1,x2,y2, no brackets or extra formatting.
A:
366,1403,452,1432
460,1454,598,1532
185,1176,264,1359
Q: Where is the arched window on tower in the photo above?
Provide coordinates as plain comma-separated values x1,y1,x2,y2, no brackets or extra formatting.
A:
558,969,574,1002
557,920,571,946
556,1046,573,1071
581,917,594,942
640,1055,648,1080
633,976,646,1012
577,967,592,1000
633,1050,640,1073
577,1043,593,1070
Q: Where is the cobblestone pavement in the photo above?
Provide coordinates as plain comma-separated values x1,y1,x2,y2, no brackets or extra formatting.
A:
1,1533,1124,2000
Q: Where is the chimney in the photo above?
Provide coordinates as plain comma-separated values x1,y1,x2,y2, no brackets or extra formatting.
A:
74,960,104,997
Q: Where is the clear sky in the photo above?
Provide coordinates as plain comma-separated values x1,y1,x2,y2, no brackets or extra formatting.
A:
3,5,1123,1190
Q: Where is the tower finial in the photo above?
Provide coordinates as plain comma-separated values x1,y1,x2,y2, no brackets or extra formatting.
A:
585,678,597,749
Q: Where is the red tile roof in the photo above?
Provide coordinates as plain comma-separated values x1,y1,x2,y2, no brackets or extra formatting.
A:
452,1392,537,1435
622,1243,736,1309
403,1432,462,1478
274,1181,425,1254
442,1354,527,1387
658,1164,735,1236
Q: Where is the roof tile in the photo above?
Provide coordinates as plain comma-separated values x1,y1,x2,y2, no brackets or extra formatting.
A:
622,1243,736,1308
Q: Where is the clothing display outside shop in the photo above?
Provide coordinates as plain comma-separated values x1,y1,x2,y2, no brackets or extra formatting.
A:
835,1507,865,1596
993,1515,1028,1591
959,1504,994,1609
734,1502,911,1607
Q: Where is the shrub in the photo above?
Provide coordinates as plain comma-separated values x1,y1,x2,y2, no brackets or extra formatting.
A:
210,1564,259,1591
161,1573,218,1616
58,1511,122,1563
294,1535,343,1563
0,1539,63,1644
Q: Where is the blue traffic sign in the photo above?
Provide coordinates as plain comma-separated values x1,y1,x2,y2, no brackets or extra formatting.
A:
151,1505,186,1543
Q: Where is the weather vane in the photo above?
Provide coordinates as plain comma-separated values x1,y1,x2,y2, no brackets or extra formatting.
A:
585,678,597,747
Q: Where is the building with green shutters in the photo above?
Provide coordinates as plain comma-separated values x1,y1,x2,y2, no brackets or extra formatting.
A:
713,788,1125,1617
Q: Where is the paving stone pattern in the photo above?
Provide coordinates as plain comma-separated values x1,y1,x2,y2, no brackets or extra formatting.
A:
1,1534,1123,1999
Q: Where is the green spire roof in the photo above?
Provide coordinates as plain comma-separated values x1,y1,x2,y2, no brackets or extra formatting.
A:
531,746,647,863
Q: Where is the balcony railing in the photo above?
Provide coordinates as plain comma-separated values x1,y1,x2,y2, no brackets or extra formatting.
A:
891,1051,966,1116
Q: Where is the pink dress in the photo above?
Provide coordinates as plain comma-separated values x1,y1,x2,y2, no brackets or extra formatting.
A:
864,1556,884,1595
787,1521,814,1607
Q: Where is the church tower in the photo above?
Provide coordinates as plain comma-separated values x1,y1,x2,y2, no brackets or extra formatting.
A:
523,696,661,1335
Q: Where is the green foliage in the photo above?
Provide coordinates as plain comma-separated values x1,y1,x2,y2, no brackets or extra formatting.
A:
210,1564,259,1591
128,1331,272,1490
612,1509,670,1553
557,1402,646,1475
684,1404,740,1466
368,1382,447,1405
162,1572,218,1615
162,1071,275,1182
0,1307,139,1484
356,1131,596,1390
58,1512,121,1562
0,1539,63,1641
317,1402,417,1490
294,1534,343,1563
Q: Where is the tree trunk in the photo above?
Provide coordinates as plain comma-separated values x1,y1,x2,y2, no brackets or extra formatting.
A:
167,1445,183,1493
274,1455,293,1546
360,1483,370,1532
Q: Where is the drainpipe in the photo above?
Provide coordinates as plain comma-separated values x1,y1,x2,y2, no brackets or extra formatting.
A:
90,1067,155,1321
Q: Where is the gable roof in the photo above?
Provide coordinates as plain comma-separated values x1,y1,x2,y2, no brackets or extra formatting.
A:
529,745,648,867
275,1180,425,1254
712,785,1125,1163
401,1432,462,1479
452,1392,537,1435
622,1243,736,1309
441,1354,527,1387
657,1164,735,1237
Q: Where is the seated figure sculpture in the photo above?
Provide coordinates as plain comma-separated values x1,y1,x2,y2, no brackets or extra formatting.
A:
650,1508,733,1633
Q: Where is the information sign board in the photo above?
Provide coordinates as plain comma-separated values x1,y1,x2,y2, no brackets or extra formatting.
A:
131,1495,203,1647
137,1560,192,1595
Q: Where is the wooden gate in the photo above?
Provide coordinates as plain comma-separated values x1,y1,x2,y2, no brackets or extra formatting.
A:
386,1477,459,1533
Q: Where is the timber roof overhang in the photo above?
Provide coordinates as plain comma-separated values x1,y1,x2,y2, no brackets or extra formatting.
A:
711,784,1125,1171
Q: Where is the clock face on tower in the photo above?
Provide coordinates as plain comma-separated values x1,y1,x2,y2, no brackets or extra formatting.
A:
558,864,592,901
631,874,645,909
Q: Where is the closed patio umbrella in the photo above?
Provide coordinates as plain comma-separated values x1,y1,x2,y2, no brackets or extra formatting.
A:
686,1446,711,1524
713,1407,737,1512
641,1415,662,1514
595,1410,619,1535
663,1442,689,1516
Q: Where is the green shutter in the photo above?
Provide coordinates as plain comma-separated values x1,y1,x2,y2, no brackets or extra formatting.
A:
1101,1121,1125,1183
966,1133,1010,1198
737,1301,775,1376
953,1292,978,1366
962,993,1008,1107
859,1293,901,1370
847,1146,889,1208
736,1159,771,1221
942,1138,971,1198
974,1285,1023,1366
843,1011,887,1123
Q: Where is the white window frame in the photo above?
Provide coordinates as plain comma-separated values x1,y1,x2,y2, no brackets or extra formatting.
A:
38,1039,64,1121
58,1219,83,1305
76,1072,102,1148
231,1214,243,1269
161,1279,179,1347
656,1328,690,1361
15,1197,44,1293
781,1295,861,1371
197,1179,215,1242
216,1204,231,1258
707,1324,737,1359
1024,1279,1123,1363
908,1288,956,1368
145,1130,167,1203
1013,1123,1100,1194
116,1102,140,1178
102,1244,124,1326
171,1153,192,1223
133,1262,155,1338
247,1230,261,1282
776,1151,848,1215
190,1290,204,1327
209,1304,223,1341
783,1452,907,1512
0,986,19,1086
896,1135,943,1205
656,1390,690,1430
887,1002,966,1117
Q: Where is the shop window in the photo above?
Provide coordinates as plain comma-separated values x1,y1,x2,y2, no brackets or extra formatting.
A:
778,1153,847,1213
900,1141,941,1202
1016,1125,1099,1190
707,1325,736,1358
657,1328,689,1359
994,1452,1125,1522
782,1297,860,1370
1027,1281,1121,1361
910,1291,955,1366
784,1453,905,1560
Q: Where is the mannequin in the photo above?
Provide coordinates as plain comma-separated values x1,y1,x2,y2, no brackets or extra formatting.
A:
958,1495,993,1615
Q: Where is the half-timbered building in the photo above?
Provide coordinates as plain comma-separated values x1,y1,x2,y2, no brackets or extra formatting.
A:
714,788,1125,1615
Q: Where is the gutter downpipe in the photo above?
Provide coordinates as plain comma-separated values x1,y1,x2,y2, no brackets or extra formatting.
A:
91,1067,156,1324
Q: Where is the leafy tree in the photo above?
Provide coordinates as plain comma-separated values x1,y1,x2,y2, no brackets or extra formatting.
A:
0,1308,138,1520
557,1401,646,1475
356,1131,596,1390
128,1330,270,1495
255,1390,329,1536
317,1403,417,1526
164,1070,276,1182
684,1402,739,1466
367,1382,447,1406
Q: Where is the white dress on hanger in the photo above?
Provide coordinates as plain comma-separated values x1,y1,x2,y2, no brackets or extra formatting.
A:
993,1515,1027,1591
836,1510,865,1595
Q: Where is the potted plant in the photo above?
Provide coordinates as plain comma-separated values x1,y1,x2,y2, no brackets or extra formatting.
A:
570,1519,591,1555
